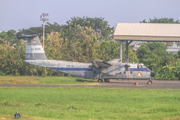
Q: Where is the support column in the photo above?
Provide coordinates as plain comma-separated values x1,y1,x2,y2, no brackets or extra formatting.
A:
43,21,45,50
126,41,128,63
120,40,123,62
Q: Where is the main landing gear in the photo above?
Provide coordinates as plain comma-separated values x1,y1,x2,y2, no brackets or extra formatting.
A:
98,74,110,83
104,79,110,82
98,79,103,83
98,79,110,83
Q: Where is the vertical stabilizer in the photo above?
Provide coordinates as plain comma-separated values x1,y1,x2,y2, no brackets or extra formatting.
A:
22,35,47,60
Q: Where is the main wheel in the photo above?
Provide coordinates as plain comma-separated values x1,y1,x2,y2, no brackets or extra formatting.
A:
98,79,103,83
104,79,110,82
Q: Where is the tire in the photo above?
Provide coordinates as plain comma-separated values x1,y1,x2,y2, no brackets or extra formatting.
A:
104,79,110,82
134,82,138,85
98,79,103,83
147,81,151,85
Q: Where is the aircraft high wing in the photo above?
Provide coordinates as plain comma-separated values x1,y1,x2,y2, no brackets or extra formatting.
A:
92,60,112,68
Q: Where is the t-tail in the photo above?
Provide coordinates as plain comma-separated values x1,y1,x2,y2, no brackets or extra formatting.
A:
21,35,47,60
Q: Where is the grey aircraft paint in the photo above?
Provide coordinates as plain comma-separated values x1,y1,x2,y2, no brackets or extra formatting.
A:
23,35,155,83
25,36,47,60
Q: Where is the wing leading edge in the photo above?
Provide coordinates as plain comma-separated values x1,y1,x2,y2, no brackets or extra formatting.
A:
92,60,112,68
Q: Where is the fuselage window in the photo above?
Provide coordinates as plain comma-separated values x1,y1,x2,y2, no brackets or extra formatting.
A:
130,71,132,74
124,71,126,74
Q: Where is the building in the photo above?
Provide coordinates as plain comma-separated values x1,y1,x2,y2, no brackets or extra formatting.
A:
130,41,180,53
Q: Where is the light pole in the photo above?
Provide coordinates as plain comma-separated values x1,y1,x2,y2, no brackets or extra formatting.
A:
40,13,49,49
40,13,49,77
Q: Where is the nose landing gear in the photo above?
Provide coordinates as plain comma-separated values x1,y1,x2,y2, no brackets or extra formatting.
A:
147,81,152,85
147,77,153,85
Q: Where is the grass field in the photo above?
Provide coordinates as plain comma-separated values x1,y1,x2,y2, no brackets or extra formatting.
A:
0,87,180,120
0,114,57,120
0,76,97,84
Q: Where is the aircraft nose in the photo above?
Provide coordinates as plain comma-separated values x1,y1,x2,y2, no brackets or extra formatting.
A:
151,71,156,77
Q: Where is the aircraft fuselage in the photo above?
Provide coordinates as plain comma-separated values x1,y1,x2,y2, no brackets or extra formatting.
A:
25,60,152,80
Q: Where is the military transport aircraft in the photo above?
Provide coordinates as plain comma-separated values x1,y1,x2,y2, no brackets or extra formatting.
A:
22,35,155,84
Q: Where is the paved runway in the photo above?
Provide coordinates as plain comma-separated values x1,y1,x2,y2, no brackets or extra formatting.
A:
0,80,180,89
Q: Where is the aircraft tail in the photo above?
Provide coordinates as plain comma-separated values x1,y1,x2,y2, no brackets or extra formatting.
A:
22,35,47,60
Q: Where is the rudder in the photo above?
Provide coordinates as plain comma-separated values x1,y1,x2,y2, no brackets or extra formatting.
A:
22,35,47,60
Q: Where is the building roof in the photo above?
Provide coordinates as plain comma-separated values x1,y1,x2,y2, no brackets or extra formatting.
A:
114,23,180,41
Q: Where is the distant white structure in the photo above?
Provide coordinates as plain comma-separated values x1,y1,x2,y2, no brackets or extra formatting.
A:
166,42,180,53
131,41,180,53
0,30,6,33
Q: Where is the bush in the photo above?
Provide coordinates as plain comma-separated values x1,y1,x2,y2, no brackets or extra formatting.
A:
0,71,5,76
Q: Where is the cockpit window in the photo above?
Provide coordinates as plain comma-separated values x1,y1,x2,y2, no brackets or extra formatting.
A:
137,64,146,68
146,68,150,71
137,64,143,68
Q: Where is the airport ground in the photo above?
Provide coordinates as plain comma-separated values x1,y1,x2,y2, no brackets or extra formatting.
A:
0,76,180,89
0,76,180,120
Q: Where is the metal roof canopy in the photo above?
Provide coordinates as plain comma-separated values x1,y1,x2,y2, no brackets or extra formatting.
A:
113,23,180,63
114,23,180,42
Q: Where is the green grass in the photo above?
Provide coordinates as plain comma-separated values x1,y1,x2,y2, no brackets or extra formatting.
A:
0,87,180,120
39,76,96,84
0,114,57,120
0,76,97,84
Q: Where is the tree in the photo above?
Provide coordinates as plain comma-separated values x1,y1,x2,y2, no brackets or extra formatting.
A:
140,17,179,23
0,30,19,45
137,42,168,71
65,17,114,41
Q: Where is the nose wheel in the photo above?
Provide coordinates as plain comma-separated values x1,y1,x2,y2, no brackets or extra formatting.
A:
147,77,154,85
147,77,153,85
147,80,152,85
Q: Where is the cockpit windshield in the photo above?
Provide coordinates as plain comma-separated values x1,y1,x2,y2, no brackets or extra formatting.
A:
137,63,146,68
136,64,151,71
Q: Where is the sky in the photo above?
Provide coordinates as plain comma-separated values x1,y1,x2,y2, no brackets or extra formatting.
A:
0,0,180,31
